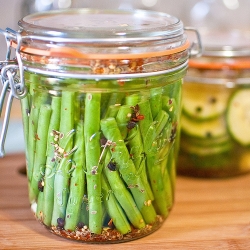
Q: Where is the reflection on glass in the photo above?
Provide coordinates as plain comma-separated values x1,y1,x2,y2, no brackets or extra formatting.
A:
223,0,239,10
141,0,158,8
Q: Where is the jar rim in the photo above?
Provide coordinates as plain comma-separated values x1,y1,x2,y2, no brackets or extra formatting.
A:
11,40,190,59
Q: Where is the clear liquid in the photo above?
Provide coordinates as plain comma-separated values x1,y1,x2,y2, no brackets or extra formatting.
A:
22,72,182,243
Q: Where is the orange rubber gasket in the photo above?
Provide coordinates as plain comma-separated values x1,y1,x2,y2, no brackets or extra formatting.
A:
11,40,190,59
189,59,250,70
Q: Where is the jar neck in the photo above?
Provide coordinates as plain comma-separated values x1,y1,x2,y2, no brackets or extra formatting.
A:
20,49,189,79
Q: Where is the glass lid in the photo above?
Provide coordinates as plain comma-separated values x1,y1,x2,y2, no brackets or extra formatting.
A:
18,8,184,42
198,28,250,57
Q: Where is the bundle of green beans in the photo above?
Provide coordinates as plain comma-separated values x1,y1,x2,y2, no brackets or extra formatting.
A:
21,73,179,235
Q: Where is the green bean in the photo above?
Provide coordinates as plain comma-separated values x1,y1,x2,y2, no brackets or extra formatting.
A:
79,195,89,226
43,162,57,227
64,122,85,231
104,104,121,119
27,91,48,182
138,99,155,148
150,87,162,119
43,96,61,226
146,144,169,217
138,97,171,217
100,117,157,224
154,110,170,138
125,93,141,106
27,107,39,182
51,91,75,227
51,158,73,227
100,93,111,118
115,105,132,139
29,104,52,203
107,92,125,106
126,126,154,201
158,121,172,159
101,175,131,234
119,94,154,201
36,190,44,221
166,146,176,196
161,155,173,211
102,92,125,118
84,93,102,234
162,96,177,122
104,151,145,229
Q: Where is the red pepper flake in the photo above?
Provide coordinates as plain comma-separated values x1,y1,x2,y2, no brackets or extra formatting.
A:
129,61,137,70
131,114,144,122
136,114,144,121
94,67,105,74
130,104,144,122
118,80,125,86
35,133,40,140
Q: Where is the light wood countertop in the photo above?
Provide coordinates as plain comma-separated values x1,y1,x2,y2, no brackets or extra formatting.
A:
0,153,250,249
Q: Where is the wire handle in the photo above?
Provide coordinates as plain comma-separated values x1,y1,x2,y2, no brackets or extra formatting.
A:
0,29,27,157
185,27,203,58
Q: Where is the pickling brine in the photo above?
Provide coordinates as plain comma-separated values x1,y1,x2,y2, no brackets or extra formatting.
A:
0,9,200,243
23,72,182,242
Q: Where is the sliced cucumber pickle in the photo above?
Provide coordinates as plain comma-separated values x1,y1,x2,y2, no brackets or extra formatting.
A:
181,140,233,156
182,82,231,120
181,133,231,147
181,114,227,138
227,88,250,146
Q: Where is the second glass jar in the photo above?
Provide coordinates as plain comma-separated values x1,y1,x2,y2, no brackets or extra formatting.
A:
178,29,250,178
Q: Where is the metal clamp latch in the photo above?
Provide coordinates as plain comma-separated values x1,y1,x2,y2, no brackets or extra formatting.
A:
0,28,27,157
185,27,203,58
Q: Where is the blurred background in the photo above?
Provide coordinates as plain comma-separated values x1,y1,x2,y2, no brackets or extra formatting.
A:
0,0,249,154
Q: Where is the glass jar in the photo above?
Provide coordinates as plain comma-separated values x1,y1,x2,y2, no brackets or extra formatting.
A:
178,29,250,178
0,9,200,243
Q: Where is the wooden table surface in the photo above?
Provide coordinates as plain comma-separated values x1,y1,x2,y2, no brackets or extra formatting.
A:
0,153,250,250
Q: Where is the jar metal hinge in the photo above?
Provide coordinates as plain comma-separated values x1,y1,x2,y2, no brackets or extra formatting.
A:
0,28,27,157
